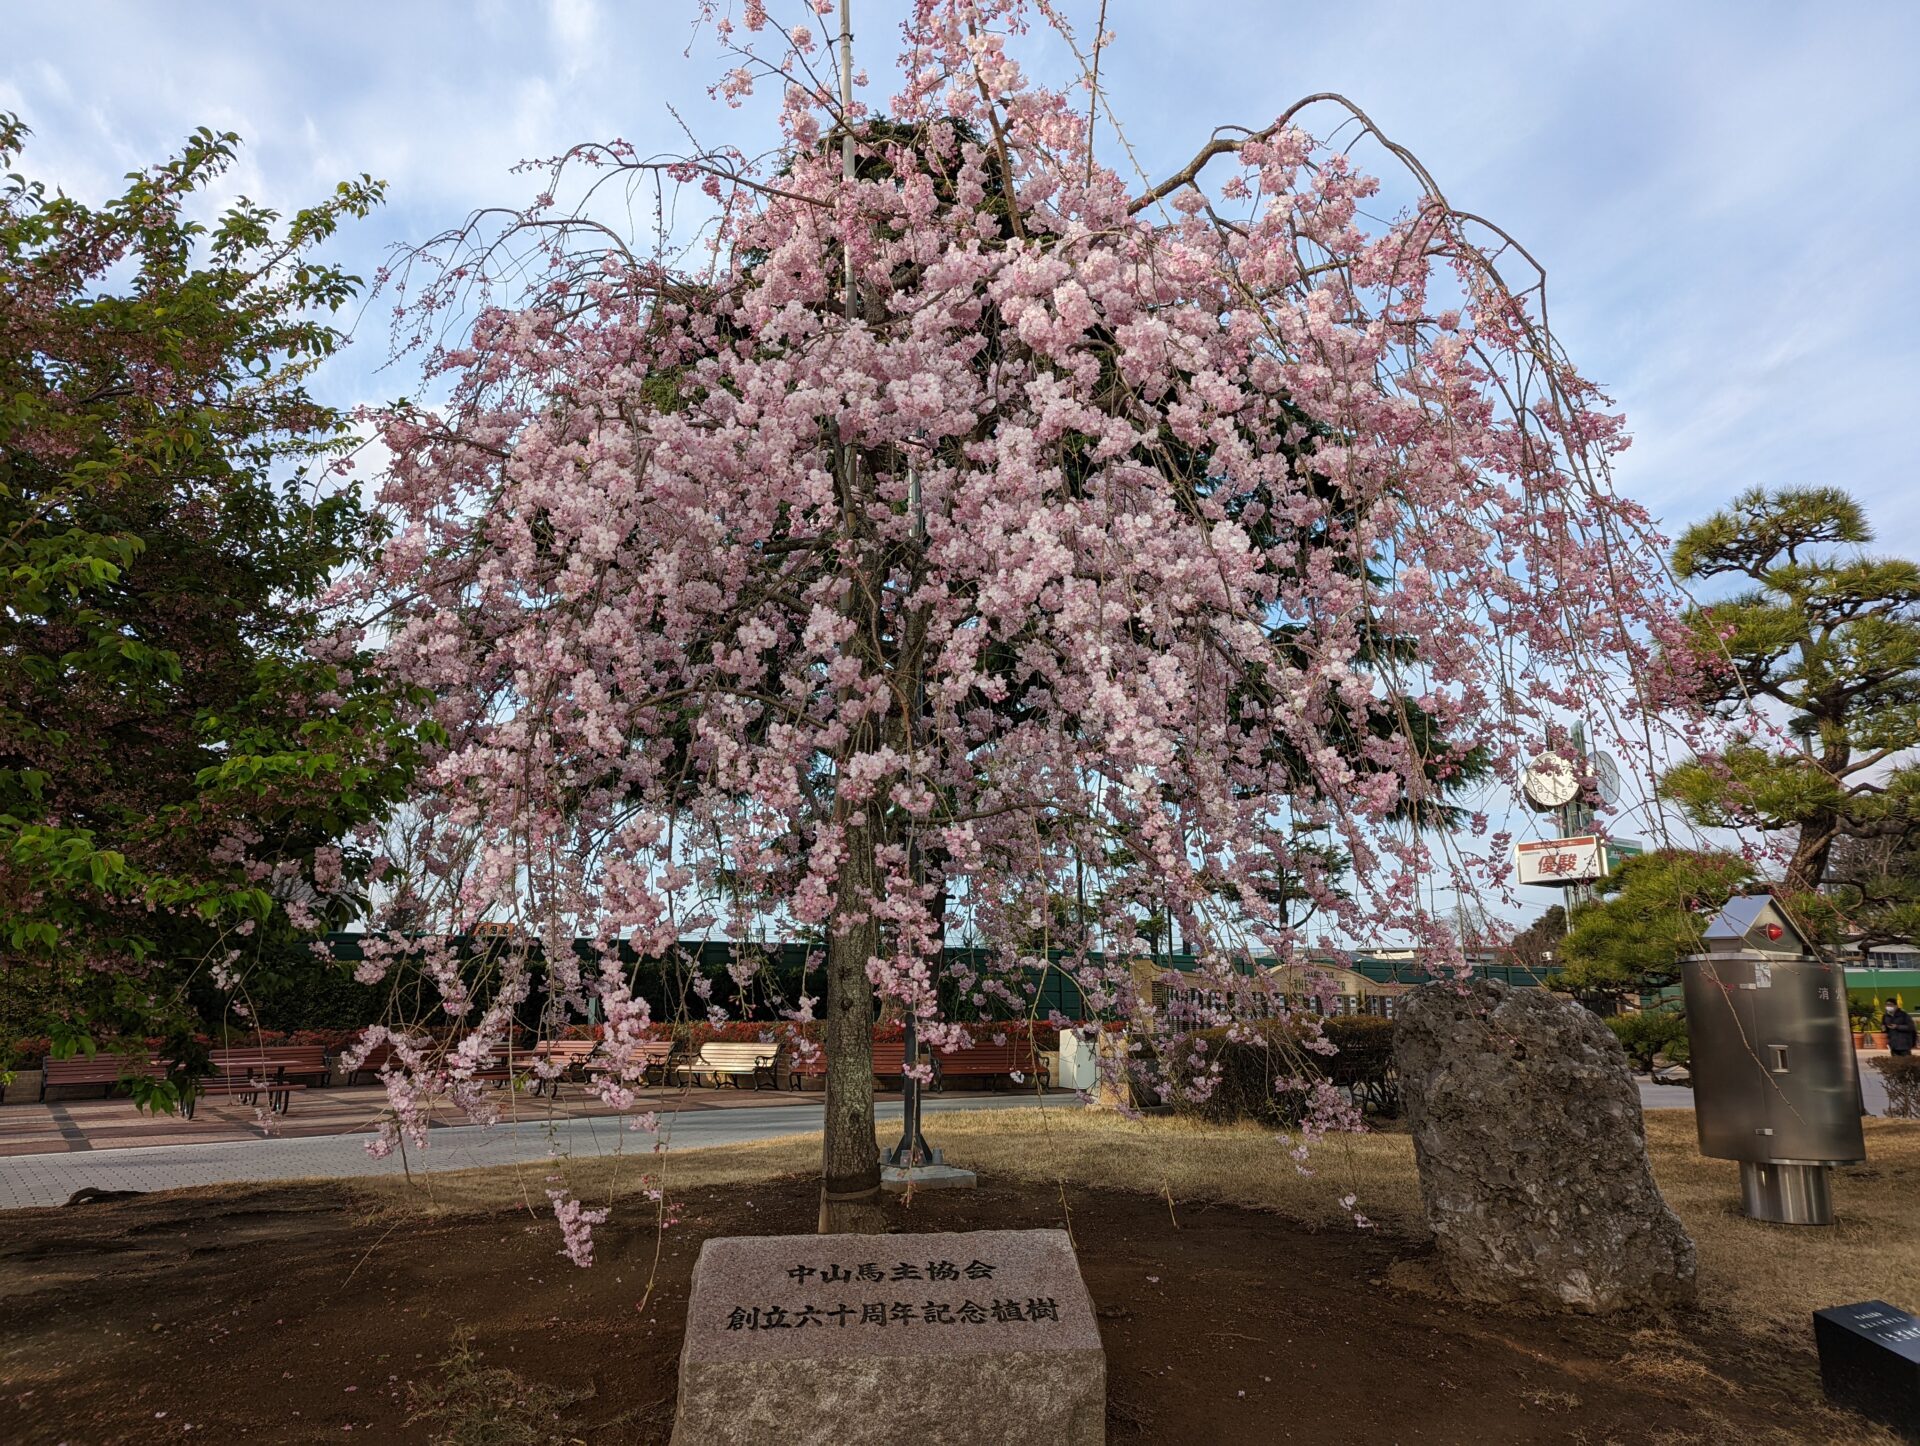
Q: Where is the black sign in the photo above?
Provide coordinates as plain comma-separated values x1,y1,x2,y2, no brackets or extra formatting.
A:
1813,1300,1920,1441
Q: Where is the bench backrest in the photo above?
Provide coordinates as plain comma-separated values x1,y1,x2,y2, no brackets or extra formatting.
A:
697,1042,776,1067
208,1045,328,1070
43,1056,162,1085
591,1038,674,1069
533,1040,599,1061
790,1040,919,1074
935,1042,1034,1071
353,1041,401,1072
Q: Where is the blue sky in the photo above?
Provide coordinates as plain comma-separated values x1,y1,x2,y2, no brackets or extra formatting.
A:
9,0,1916,555
7,1,1917,933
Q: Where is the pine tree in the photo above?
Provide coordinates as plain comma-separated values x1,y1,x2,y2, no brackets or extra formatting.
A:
1662,487,1920,928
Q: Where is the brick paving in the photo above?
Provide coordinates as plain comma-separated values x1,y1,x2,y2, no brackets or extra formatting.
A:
0,1079,840,1157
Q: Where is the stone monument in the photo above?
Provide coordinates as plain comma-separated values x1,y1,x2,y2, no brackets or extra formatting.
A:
672,1228,1105,1445
1395,977,1697,1313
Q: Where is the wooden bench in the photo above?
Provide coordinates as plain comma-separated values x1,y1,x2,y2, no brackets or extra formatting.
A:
534,1039,599,1068
931,1041,1034,1091
471,1046,532,1087
184,1076,305,1118
677,1041,777,1090
32,1056,304,1117
207,1045,330,1087
585,1038,678,1086
526,1039,600,1096
340,1036,433,1086
785,1039,911,1091
38,1055,166,1102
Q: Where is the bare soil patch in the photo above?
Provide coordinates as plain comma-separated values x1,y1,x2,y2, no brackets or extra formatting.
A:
1,1138,1904,1445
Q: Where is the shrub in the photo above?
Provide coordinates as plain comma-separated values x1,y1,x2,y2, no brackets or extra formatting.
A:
1873,1056,1920,1119
1164,1015,1399,1124
7,1036,53,1068
1605,1011,1689,1070
6,1027,369,1070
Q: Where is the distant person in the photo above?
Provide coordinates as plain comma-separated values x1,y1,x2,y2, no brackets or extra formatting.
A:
1886,1004,1916,1057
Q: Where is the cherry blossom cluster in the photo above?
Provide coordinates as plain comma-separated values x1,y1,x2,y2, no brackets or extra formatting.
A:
345,1,1703,1254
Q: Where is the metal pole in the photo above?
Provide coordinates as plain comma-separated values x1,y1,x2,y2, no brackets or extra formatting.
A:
887,1012,940,1167
1567,721,1594,909
838,1,855,196
886,434,943,1171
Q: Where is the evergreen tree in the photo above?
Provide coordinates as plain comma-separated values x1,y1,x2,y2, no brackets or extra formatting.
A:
1662,487,1920,928
1555,850,1754,1002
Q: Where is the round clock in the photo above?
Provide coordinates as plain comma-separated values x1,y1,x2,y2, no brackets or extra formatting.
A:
1521,754,1579,811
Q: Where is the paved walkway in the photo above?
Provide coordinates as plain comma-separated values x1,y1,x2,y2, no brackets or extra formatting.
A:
2,1074,1897,1210
0,1094,1050,1209
1636,1072,1891,1114
0,1079,835,1156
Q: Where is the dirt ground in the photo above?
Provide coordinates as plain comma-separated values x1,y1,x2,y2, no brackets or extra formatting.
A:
0,1158,1901,1446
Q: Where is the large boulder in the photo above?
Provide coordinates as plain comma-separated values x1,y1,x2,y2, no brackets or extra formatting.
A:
1394,979,1696,1313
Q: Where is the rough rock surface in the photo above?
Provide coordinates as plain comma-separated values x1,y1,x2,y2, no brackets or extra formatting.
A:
672,1228,1104,1444
1395,979,1697,1313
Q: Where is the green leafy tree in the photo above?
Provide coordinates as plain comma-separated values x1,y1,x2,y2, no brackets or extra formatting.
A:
1662,488,1920,920
1555,850,1754,1002
0,116,432,1102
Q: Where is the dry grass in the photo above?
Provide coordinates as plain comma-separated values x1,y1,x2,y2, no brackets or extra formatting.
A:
350,1104,1920,1335
1642,1111,1920,1329
899,1105,1426,1227
351,1129,823,1219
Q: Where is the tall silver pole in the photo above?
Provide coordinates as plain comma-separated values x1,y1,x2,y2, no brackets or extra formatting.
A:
889,441,942,1169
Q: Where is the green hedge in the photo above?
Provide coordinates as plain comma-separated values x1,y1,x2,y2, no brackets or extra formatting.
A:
1873,1056,1920,1119
1165,1015,1398,1124
1605,1012,1689,1070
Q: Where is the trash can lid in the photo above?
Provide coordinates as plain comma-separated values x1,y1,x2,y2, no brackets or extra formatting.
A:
1702,893,1816,959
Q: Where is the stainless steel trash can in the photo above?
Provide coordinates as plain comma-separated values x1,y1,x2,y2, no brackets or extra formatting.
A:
1680,894,1864,1225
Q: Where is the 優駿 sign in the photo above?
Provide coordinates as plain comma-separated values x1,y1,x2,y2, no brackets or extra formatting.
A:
1515,835,1606,887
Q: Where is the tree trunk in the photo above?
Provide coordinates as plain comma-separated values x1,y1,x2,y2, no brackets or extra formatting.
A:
1786,809,1840,896
1788,730,1851,895
819,809,887,1233
818,5,887,1233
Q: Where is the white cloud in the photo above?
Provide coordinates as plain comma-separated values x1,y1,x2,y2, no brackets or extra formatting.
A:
549,0,602,80
9,0,1917,935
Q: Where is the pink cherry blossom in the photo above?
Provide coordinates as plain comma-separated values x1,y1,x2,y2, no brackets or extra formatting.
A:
342,1,1711,1254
